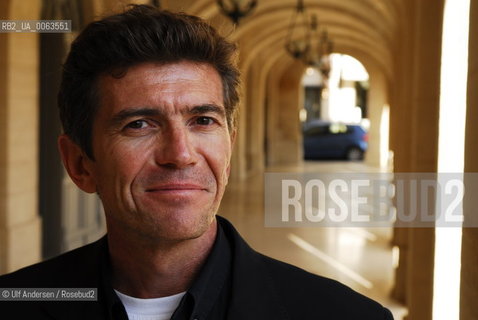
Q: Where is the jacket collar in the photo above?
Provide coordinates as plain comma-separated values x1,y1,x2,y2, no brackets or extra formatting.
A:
217,216,289,320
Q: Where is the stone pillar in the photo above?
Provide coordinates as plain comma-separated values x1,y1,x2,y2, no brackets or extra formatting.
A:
266,58,304,167
244,58,266,176
389,0,415,308
460,1,478,319
0,0,42,274
405,2,444,319
365,67,388,168
390,0,444,319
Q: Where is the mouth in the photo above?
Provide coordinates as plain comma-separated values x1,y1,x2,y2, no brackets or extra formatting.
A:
145,183,207,193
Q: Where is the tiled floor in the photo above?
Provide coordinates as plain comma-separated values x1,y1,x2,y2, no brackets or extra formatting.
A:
219,161,407,319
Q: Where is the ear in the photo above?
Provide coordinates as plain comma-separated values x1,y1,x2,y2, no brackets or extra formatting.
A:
226,128,237,177
57,134,97,193
229,127,237,147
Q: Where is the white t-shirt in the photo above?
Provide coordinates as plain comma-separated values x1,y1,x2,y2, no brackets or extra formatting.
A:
114,289,186,320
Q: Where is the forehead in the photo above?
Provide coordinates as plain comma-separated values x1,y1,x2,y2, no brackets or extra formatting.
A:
97,61,224,115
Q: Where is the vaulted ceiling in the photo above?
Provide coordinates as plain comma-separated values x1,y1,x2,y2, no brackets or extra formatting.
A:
166,0,405,81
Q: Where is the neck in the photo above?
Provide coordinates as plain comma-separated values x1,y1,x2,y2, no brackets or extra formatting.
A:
107,219,217,298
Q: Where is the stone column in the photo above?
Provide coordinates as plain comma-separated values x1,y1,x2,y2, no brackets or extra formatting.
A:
243,58,266,176
365,67,388,168
0,0,42,274
266,57,304,167
390,1,444,319
460,1,478,319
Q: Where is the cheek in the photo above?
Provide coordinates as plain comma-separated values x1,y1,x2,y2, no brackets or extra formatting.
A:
202,139,232,185
94,142,152,192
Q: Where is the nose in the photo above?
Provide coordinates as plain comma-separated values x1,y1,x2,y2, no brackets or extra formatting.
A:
154,125,197,168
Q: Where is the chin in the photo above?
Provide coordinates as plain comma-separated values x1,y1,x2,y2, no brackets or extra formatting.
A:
139,210,216,242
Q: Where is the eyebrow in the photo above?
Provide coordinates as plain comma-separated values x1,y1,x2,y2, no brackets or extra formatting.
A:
188,104,226,117
110,104,226,126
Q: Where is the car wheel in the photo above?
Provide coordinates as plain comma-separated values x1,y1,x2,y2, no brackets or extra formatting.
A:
346,147,363,161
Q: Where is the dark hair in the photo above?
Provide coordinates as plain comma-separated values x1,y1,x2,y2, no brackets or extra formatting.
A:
58,4,240,159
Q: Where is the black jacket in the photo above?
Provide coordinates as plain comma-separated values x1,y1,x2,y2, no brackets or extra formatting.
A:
0,216,393,319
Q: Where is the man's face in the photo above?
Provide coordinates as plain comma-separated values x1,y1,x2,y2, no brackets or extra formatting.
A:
83,61,233,242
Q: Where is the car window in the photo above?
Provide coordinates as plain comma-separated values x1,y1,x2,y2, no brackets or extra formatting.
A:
305,125,328,136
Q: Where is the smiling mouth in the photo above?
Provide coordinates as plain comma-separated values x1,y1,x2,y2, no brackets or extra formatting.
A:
145,184,206,193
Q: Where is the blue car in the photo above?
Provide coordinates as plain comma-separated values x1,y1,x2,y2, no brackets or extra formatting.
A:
303,121,368,160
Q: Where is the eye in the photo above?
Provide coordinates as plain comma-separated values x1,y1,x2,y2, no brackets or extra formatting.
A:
195,116,215,126
125,120,149,129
